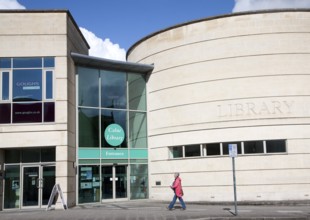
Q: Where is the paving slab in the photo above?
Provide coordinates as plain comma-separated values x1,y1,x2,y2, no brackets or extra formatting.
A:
0,200,309,220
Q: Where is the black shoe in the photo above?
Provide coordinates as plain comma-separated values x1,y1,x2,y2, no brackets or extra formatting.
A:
166,207,174,211
181,208,186,211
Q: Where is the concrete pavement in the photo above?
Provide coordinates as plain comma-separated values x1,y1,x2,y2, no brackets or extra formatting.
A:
0,200,310,220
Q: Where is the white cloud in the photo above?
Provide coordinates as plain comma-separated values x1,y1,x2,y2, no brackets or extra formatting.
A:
80,27,126,61
0,0,25,9
0,1,126,61
233,0,310,13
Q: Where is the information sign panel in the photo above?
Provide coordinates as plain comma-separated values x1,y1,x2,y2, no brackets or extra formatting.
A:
229,144,238,158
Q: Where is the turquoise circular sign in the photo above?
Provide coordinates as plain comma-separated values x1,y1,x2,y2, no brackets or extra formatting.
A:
104,124,125,147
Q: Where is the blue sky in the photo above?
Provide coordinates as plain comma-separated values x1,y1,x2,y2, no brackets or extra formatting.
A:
1,0,310,60
17,0,235,50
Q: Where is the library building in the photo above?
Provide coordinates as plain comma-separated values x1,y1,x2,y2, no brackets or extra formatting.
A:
0,9,310,210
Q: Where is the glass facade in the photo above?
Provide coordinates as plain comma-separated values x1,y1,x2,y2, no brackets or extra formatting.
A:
4,165,20,209
101,70,126,109
77,66,148,204
3,148,56,209
130,164,148,199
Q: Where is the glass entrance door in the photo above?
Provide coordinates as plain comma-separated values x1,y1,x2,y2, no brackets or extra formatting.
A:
22,165,55,208
102,165,127,201
42,166,56,206
101,166,113,199
23,166,39,207
115,166,127,199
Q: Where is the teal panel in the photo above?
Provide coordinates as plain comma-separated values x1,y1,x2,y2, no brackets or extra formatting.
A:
79,148,100,159
79,148,147,160
101,149,129,159
130,149,148,159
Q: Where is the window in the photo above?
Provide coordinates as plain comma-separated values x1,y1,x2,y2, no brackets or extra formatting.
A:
266,140,286,153
13,57,42,68
0,57,55,124
78,67,99,107
0,104,10,123
128,73,146,111
129,112,147,148
21,148,40,163
44,57,55,67
5,147,55,163
13,69,42,101
244,141,264,154
184,145,201,157
1,71,10,100
101,70,126,109
0,58,11,68
171,147,183,158
169,139,286,159
44,102,55,122
79,108,100,148
130,164,148,199
79,165,100,203
41,147,56,162
206,143,221,156
4,165,20,209
45,71,53,99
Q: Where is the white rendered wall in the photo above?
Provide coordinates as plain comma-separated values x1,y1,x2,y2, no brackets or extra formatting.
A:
0,12,88,208
128,11,310,202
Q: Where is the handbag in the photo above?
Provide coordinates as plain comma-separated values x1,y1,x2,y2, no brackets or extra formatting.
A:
181,189,184,196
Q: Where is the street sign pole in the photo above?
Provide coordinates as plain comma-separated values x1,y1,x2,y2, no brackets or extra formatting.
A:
232,156,238,216
229,144,238,216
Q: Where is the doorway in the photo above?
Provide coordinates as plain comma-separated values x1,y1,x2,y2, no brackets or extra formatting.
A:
22,165,55,208
101,165,127,201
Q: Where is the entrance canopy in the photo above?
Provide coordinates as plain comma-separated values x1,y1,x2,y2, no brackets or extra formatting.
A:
71,52,154,74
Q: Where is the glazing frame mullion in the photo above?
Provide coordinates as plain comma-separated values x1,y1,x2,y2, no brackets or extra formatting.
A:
9,61,13,123
143,72,150,199
263,140,267,154
126,72,130,200
0,71,2,101
75,71,79,205
42,69,46,123
0,70,12,102
99,70,102,203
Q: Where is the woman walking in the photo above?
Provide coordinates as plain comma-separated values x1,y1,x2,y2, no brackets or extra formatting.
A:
167,172,186,210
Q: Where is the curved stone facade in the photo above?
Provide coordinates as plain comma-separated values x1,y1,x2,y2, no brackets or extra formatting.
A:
127,10,310,202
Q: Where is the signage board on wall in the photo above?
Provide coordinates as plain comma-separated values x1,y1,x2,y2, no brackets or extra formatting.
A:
104,124,125,147
78,148,148,160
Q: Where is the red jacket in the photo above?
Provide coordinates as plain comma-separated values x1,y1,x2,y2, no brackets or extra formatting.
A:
171,176,183,197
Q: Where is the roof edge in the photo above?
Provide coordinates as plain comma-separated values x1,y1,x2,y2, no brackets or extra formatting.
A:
0,9,68,13
0,9,90,49
126,8,310,58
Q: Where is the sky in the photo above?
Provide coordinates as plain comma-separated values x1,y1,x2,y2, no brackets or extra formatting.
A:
1,0,310,61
